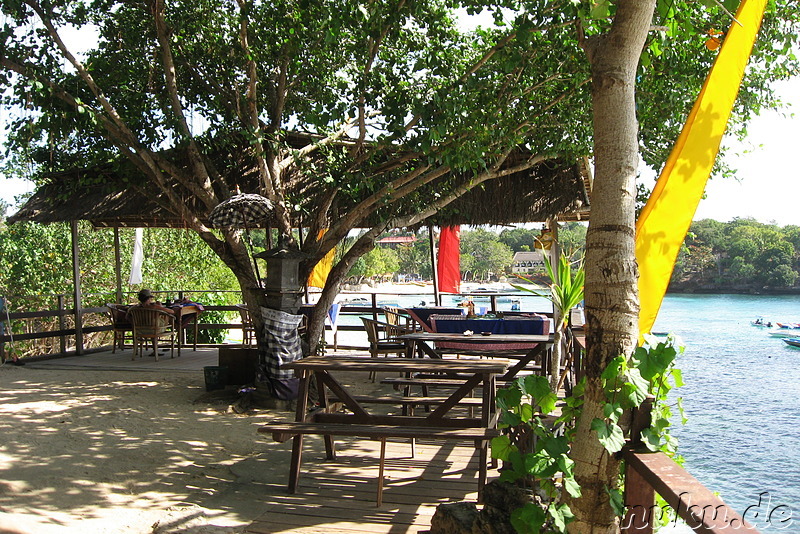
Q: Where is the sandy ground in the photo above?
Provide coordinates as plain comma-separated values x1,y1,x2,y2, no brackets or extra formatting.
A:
0,363,353,534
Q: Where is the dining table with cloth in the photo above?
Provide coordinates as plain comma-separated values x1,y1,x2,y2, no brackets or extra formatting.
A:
397,331,554,381
167,300,204,355
430,314,550,336
403,307,465,332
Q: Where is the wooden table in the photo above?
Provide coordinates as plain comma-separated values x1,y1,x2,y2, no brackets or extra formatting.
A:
263,355,510,504
430,315,549,335
171,305,201,356
398,331,553,381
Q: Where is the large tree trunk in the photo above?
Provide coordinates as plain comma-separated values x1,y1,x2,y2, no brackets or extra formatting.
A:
566,1,656,532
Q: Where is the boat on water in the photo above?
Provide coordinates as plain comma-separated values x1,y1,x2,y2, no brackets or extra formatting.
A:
467,287,519,302
751,317,772,327
768,329,800,338
782,338,800,348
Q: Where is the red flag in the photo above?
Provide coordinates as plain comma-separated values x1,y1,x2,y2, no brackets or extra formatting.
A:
438,226,461,293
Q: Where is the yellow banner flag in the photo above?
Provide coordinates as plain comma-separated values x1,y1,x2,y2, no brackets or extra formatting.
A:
636,0,767,339
308,229,336,289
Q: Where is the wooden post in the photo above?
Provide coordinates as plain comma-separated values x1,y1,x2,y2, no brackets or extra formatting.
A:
0,296,6,362
113,227,123,304
58,295,67,355
428,226,440,306
622,397,655,534
70,221,84,355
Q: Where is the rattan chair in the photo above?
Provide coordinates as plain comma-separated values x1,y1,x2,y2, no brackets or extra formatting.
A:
383,306,417,331
128,306,176,361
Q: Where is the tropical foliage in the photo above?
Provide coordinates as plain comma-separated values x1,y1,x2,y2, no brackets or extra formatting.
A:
0,218,240,354
673,218,800,290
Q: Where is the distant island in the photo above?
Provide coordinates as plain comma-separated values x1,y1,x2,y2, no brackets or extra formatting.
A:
667,218,800,294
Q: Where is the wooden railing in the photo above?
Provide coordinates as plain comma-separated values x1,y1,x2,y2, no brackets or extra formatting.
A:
0,287,551,359
622,398,759,533
0,289,418,360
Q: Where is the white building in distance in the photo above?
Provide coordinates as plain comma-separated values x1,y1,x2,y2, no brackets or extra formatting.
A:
512,250,546,274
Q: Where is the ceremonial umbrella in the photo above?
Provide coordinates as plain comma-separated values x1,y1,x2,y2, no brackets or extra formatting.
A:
208,193,273,229
208,193,273,285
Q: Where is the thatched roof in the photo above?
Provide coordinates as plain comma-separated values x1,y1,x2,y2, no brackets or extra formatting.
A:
8,135,591,229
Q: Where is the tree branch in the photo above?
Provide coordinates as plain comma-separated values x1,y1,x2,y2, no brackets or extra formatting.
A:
391,153,549,228
277,116,359,173
233,0,294,244
151,0,216,207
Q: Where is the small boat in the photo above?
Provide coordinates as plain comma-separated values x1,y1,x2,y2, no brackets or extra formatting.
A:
775,322,800,329
751,317,772,327
769,329,800,338
339,297,371,307
782,338,800,348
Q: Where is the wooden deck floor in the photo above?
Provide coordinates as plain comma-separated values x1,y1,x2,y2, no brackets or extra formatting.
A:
246,436,486,534
28,346,494,533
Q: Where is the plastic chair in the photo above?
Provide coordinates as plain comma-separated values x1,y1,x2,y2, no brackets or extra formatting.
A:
105,303,133,353
128,306,176,361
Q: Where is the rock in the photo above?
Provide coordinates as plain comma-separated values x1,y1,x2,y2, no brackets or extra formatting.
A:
473,505,518,534
482,481,535,516
428,482,538,534
428,502,479,534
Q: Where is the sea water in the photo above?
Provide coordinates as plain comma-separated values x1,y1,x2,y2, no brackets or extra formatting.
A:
654,294,799,531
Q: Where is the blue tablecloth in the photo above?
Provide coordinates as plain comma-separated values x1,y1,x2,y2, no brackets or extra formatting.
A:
431,316,547,335
300,303,342,329
405,307,464,331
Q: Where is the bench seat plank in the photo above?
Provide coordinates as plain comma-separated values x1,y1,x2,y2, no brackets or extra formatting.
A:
258,421,499,443
329,395,484,406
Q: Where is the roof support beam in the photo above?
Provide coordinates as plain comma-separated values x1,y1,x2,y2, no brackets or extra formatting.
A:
114,227,123,304
70,220,84,355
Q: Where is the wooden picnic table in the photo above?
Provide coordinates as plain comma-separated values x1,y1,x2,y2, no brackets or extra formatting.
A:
259,355,510,505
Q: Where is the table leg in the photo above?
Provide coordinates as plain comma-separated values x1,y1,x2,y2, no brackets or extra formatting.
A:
417,340,442,359
377,438,386,507
288,370,311,493
176,316,183,358
478,371,496,501
316,372,336,460
478,441,488,503
501,344,545,380
192,313,198,351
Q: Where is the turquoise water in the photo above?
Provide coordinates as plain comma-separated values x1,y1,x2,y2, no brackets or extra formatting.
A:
655,294,799,530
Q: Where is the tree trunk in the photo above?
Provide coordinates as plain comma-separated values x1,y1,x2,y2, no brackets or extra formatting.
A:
549,309,564,392
566,1,656,533
304,233,380,355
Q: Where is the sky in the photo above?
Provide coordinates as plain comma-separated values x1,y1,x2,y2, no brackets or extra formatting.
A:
2,22,800,227
669,75,800,227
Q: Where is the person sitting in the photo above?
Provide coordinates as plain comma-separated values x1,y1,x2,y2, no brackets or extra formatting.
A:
127,289,176,357
133,289,176,315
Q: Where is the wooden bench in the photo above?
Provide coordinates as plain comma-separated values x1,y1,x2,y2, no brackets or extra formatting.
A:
258,421,499,506
327,394,483,416
381,370,540,392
